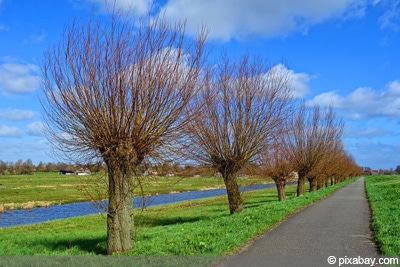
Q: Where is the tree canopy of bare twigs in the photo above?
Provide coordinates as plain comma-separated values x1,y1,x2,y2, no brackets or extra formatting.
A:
262,127,295,201
315,148,361,186
40,12,208,254
284,105,344,196
186,55,294,214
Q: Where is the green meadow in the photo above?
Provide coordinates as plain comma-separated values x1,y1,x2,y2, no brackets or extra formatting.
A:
1,175,399,258
365,175,400,256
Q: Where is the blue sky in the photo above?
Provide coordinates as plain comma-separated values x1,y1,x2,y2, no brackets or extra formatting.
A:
0,0,399,170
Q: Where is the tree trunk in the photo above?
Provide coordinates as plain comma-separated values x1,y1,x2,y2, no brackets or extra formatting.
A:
297,174,306,197
308,177,317,192
274,179,286,201
107,164,134,255
317,176,325,190
222,171,243,214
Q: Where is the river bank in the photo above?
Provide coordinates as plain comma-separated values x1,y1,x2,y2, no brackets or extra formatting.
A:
0,172,273,212
0,183,287,228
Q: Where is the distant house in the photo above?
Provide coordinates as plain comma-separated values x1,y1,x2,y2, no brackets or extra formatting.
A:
362,170,380,175
59,170,74,175
214,172,222,178
371,170,380,175
75,169,91,176
142,168,158,177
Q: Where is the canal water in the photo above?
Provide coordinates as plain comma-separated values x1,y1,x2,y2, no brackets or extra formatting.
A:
0,183,289,228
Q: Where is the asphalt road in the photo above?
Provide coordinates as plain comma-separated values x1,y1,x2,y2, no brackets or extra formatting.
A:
217,178,381,267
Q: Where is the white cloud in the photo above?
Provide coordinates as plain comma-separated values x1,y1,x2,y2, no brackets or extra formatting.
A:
268,64,312,99
308,91,344,108
85,0,369,40
285,67,313,99
0,109,36,121
347,127,392,138
156,0,368,40
0,124,23,138
26,122,45,137
378,0,400,31
0,62,41,95
307,80,400,119
88,0,152,15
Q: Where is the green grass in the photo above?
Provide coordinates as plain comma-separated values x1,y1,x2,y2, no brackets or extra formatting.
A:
0,172,270,210
365,175,400,256
0,172,92,209
0,178,356,256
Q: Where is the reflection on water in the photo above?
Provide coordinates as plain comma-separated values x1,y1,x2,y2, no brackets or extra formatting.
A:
0,183,288,228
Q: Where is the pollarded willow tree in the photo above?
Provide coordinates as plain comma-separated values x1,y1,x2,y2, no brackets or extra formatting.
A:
186,56,294,214
306,140,344,192
284,105,344,196
40,12,208,254
262,130,295,201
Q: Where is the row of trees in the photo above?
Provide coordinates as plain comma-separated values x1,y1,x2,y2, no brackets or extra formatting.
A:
39,10,359,254
0,160,104,175
0,159,35,175
263,105,360,201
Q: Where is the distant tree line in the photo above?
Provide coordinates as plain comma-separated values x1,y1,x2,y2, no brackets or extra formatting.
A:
0,158,258,177
0,159,102,175
0,159,36,175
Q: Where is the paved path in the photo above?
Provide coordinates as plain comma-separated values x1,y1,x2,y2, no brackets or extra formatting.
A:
218,178,380,267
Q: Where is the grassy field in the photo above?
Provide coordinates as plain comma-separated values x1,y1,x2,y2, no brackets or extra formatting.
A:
0,178,356,256
365,175,400,256
2,175,399,260
0,172,271,211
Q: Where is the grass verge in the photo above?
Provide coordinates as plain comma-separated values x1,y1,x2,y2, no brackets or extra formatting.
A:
0,178,356,256
365,175,400,256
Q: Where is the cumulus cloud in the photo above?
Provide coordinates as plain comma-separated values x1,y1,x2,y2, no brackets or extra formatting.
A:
307,80,400,119
26,121,45,137
88,0,152,15
0,62,41,95
0,109,36,121
0,124,23,138
268,64,312,99
156,0,368,40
